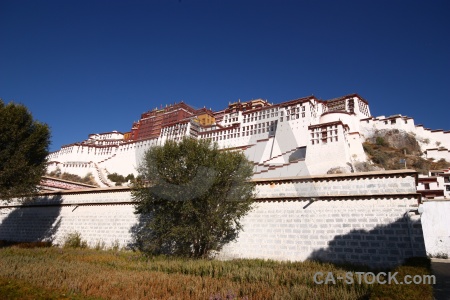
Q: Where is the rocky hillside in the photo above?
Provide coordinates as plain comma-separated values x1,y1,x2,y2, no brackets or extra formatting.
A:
362,129,450,174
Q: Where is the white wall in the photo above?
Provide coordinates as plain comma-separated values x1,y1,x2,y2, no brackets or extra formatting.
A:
218,197,422,268
420,200,450,258
0,170,428,268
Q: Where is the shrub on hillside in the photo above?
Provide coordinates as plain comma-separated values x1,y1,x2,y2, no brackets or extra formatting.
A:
107,173,135,186
47,170,98,186
376,136,389,147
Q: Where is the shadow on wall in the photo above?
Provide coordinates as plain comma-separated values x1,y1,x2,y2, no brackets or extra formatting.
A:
0,195,62,243
308,214,427,269
128,213,151,252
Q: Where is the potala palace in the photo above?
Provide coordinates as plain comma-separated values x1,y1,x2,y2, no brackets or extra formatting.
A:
2,93,450,266
47,93,450,186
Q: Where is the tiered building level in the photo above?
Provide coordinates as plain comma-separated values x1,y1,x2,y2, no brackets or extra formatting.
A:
47,94,450,187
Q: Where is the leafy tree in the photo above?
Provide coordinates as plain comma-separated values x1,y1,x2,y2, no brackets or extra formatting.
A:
132,137,255,258
0,99,50,201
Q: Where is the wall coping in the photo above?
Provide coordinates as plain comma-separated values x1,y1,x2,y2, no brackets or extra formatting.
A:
422,198,450,203
35,170,418,196
250,169,418,183
38,186,131,195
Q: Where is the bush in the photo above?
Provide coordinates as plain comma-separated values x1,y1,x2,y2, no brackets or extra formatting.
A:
63,232,88,249
376,136,389,147
94,240,106,251
110,240,120,251
108,173,135,184
48,171,98,186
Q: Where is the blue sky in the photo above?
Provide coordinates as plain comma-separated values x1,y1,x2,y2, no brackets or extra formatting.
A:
1,0,449,152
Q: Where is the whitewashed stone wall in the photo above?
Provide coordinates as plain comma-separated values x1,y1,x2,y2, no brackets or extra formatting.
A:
0,188,137,248
218,197,423,268
420,200,450,258
0,171,427,268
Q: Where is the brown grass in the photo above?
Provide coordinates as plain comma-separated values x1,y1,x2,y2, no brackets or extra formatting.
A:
0,247,433,300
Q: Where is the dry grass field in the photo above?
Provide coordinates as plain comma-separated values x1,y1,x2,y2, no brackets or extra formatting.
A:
0,243,433,300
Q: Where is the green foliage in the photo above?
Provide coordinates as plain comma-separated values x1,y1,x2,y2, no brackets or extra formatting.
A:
125,173,135,182
132,137,255,258
0,99,50,201
107,172,125,183
375,136,388,147
63,232,88,249
107,172,135,186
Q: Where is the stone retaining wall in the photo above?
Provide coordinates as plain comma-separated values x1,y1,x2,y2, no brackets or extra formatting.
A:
0,170,426,268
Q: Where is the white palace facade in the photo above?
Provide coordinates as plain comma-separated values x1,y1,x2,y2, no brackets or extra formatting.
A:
47,94,450,187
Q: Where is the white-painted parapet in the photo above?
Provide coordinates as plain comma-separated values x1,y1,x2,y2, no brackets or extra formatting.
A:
252,170,418,199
